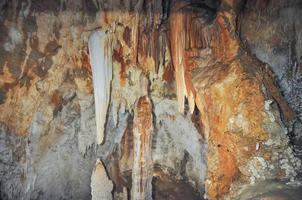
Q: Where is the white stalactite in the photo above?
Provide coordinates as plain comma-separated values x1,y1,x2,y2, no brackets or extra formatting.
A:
91,159,113,200
88,30,113,145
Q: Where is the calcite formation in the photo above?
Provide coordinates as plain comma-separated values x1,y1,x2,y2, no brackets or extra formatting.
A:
88,30,113,145
239,0,302,160
0,0,301,200
91,159,114,200
131,96,153,200
191,1,301,199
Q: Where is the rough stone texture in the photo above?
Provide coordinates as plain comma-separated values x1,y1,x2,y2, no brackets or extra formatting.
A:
235,180,302,200
239,0,302,157
0,1,103,199
91,159,113,200
190,1,301,199
153,99,207,190
193,56,300,199
0,1,207,199
0,0,301,200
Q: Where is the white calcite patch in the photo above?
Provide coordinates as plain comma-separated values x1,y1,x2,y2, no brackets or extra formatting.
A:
228,113,250,134
3,27,23,52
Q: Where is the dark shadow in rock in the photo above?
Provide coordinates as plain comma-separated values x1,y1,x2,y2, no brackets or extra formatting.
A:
152,166,203,200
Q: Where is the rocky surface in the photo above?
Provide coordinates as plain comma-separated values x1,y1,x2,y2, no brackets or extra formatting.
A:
0,0,301,200
235,180,302,200
239,0,302,160
91,159,113,200
189,1,301,198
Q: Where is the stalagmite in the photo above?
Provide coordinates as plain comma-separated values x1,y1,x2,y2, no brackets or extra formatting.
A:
131,96,153,200
91,159,114,200
88,30,113,145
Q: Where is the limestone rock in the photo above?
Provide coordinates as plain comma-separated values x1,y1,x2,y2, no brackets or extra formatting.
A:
191,1,300,198
0,1,301,200
91,159,114,200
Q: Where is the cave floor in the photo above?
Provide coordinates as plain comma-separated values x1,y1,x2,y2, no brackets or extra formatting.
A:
236,180,302,200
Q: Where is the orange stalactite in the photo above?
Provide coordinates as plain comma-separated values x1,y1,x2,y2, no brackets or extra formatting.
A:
169,2,218,113
162,62,174,83
169,11,188,113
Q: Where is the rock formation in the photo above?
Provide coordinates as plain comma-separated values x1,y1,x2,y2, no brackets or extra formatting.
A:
0,0,301,200
131,96,153,200
88,30,113,145
91,159,114,200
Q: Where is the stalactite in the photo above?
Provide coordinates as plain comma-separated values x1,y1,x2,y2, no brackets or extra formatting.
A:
91,159,113,200
169,2,217,114
169,12,188,113
88,30,113,145
131,0,144,64
131,96,153,200
136,0,163,73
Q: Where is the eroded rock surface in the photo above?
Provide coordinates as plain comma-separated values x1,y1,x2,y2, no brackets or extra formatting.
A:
240,0,302,160
0,0,301,200
91,159,113,200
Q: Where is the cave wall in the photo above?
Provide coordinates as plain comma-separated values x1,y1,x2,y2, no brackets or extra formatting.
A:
240,0,302,152
0,0,301,200
0,1,206,199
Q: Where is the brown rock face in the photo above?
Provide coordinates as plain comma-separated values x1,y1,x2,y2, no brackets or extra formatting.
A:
194,58,267,199
190,1,299,199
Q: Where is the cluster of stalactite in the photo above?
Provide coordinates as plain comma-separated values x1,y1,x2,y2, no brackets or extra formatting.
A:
88,0,301,199
0,0,299,200
169,0,215,113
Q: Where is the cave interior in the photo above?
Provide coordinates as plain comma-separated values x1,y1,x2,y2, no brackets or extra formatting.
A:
0,0,302,200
